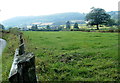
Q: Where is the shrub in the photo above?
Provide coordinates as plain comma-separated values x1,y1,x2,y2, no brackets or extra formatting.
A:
108,29,114,32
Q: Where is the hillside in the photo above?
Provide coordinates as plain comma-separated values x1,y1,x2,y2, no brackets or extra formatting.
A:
2,12,86,27
107,11,119,20
2,11,118,27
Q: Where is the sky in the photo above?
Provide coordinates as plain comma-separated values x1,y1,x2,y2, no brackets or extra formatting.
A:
0,0,119,22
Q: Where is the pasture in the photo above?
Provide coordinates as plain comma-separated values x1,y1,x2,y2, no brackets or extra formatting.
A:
22,31,119,81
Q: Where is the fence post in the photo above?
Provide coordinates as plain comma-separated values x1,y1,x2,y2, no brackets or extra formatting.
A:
9,34,37,83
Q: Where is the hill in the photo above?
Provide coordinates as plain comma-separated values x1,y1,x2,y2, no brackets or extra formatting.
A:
2,11,118,27
107,11,119,20
2,12,86,27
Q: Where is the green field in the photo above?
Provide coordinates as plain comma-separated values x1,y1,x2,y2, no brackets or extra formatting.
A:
23,31,119,81
2,31,119,81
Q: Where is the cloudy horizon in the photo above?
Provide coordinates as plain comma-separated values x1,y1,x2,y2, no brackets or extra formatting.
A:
0,0,119,22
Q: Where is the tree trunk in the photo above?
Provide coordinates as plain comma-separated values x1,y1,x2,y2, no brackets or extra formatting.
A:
96,24,99,30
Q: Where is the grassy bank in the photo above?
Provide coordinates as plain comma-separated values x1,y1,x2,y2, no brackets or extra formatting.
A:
2,32,19,82
22,31,119,81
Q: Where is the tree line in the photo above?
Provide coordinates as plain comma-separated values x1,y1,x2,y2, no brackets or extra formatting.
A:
30,7,119,31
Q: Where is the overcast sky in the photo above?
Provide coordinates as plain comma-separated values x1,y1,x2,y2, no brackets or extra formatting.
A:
0,0,119,22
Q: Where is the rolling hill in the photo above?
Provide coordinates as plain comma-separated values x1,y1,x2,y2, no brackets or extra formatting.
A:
107,11,118,20
2,11,118,27
2,12,86,27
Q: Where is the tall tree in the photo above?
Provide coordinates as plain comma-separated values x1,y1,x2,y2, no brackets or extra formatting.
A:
46,25,51,30
31,25,38,30
66,21,71,29
0,24,5,30
86,8,111,30
74,22,79,29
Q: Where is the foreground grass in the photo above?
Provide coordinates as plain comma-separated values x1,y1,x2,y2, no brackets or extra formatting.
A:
22,31,119,81
2,32,19,82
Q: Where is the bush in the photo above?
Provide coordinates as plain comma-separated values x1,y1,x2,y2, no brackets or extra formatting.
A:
9,27,20,35
114,29,120,32
108,29,114,32
78,28,91,32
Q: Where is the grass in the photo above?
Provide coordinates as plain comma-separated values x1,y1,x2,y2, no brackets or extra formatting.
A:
21,31,119,81
2,32,19,82
1,31,119,81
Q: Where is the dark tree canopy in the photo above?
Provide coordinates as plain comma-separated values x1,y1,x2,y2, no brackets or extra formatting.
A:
74,22,79,29
46,25,51,30
86,8,111,30
66,21,71,29
31,25,38,30
0,24,5,30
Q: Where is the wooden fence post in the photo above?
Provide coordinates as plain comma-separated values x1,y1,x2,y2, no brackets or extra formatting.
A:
9,34,37,83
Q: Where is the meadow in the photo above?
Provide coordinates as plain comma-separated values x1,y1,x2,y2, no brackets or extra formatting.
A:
23,31,119,81
2,31,119,81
